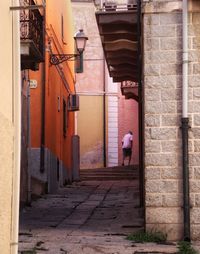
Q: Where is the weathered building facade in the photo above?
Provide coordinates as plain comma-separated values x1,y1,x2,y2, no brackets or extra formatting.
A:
72,0,139,169
20,0,78,202
0,1,21,253
143,0,200,241
95,0,200,241
20,0,44,204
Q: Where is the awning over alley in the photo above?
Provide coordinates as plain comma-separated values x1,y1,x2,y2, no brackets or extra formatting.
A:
95,4,139,86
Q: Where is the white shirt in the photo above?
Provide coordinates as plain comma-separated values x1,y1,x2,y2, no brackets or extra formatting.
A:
122,133,133,149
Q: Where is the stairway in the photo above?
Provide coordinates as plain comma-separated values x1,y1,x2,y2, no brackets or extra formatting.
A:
80,165,139,181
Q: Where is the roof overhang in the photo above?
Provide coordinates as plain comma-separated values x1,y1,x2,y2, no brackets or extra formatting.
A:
96,7,139,84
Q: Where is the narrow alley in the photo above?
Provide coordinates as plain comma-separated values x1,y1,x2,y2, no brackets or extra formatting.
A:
2,0,200,253
19,166,143,253
18,166,179,254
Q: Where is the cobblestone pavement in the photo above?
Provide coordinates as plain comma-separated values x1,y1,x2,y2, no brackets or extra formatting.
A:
18,179,190,254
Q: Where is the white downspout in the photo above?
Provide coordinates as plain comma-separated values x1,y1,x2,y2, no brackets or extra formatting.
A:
182,0,188,118
11,0,21,253
100,0,103,9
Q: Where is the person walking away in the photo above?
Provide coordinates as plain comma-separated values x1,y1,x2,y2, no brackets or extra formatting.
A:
122,131,133,166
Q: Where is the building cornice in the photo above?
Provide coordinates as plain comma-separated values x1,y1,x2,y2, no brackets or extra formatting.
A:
142,0,200,14
77,91,119,96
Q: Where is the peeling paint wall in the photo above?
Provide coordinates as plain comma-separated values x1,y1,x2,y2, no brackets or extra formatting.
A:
77,96,104,169
0,0,18,252
0,114,13,253
72,1,105,169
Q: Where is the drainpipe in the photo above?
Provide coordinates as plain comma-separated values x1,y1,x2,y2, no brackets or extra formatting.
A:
40,63,46,173
100,0,102,9
182,0,190,241
11,0,21,253
103,57,107,167
40,2,46,173
137,0,144,208
27,72,32,204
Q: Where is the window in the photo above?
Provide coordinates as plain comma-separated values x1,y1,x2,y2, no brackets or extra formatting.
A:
63,99,67,137
61,15,64,41
57,158,59,181
61,14,65,43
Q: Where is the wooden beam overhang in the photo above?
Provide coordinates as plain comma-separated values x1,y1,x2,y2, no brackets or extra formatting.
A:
107,58,136,65
96,7,139,97
113,76,138,83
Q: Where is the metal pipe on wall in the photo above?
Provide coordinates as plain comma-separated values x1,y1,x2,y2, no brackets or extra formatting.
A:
40,63,46,173
182,0,189,119
40,1,46,173
103,57,107,167
182,0,190,241
27,72,32,204
11,0,21,253
137,0,144,208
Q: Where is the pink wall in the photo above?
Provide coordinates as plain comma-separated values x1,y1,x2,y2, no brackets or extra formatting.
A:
118,94,139,166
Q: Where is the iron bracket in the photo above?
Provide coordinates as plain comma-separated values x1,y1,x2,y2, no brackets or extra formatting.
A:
50,54,79,65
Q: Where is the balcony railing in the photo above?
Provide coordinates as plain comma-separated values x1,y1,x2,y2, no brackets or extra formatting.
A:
121,80,139,100
121,80,138,88
20,0,44,69
96,0,137,11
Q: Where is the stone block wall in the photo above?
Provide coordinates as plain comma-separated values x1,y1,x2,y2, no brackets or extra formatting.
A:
143,0,200,240
189,9,200,240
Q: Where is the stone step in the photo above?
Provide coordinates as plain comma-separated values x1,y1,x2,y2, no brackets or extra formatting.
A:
81,177,138,181
80,172,138,177
80,165,139,181
80,170,138,174
80,174,138,179
80,175,138,180
80,166,138,172
80,171,138,176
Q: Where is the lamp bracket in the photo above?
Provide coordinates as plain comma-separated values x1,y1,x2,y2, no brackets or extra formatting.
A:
50,54,79,65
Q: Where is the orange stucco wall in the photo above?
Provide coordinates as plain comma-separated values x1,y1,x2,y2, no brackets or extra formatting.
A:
46,0,75,171
30,67,43,148
30,0,76,172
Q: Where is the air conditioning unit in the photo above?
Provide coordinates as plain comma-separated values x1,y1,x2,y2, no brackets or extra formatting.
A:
68,94,79,111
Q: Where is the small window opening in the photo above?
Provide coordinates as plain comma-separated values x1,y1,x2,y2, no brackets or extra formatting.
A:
63,99,67,137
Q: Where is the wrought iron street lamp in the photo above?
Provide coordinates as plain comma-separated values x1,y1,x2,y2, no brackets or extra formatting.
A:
50,29,88,65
